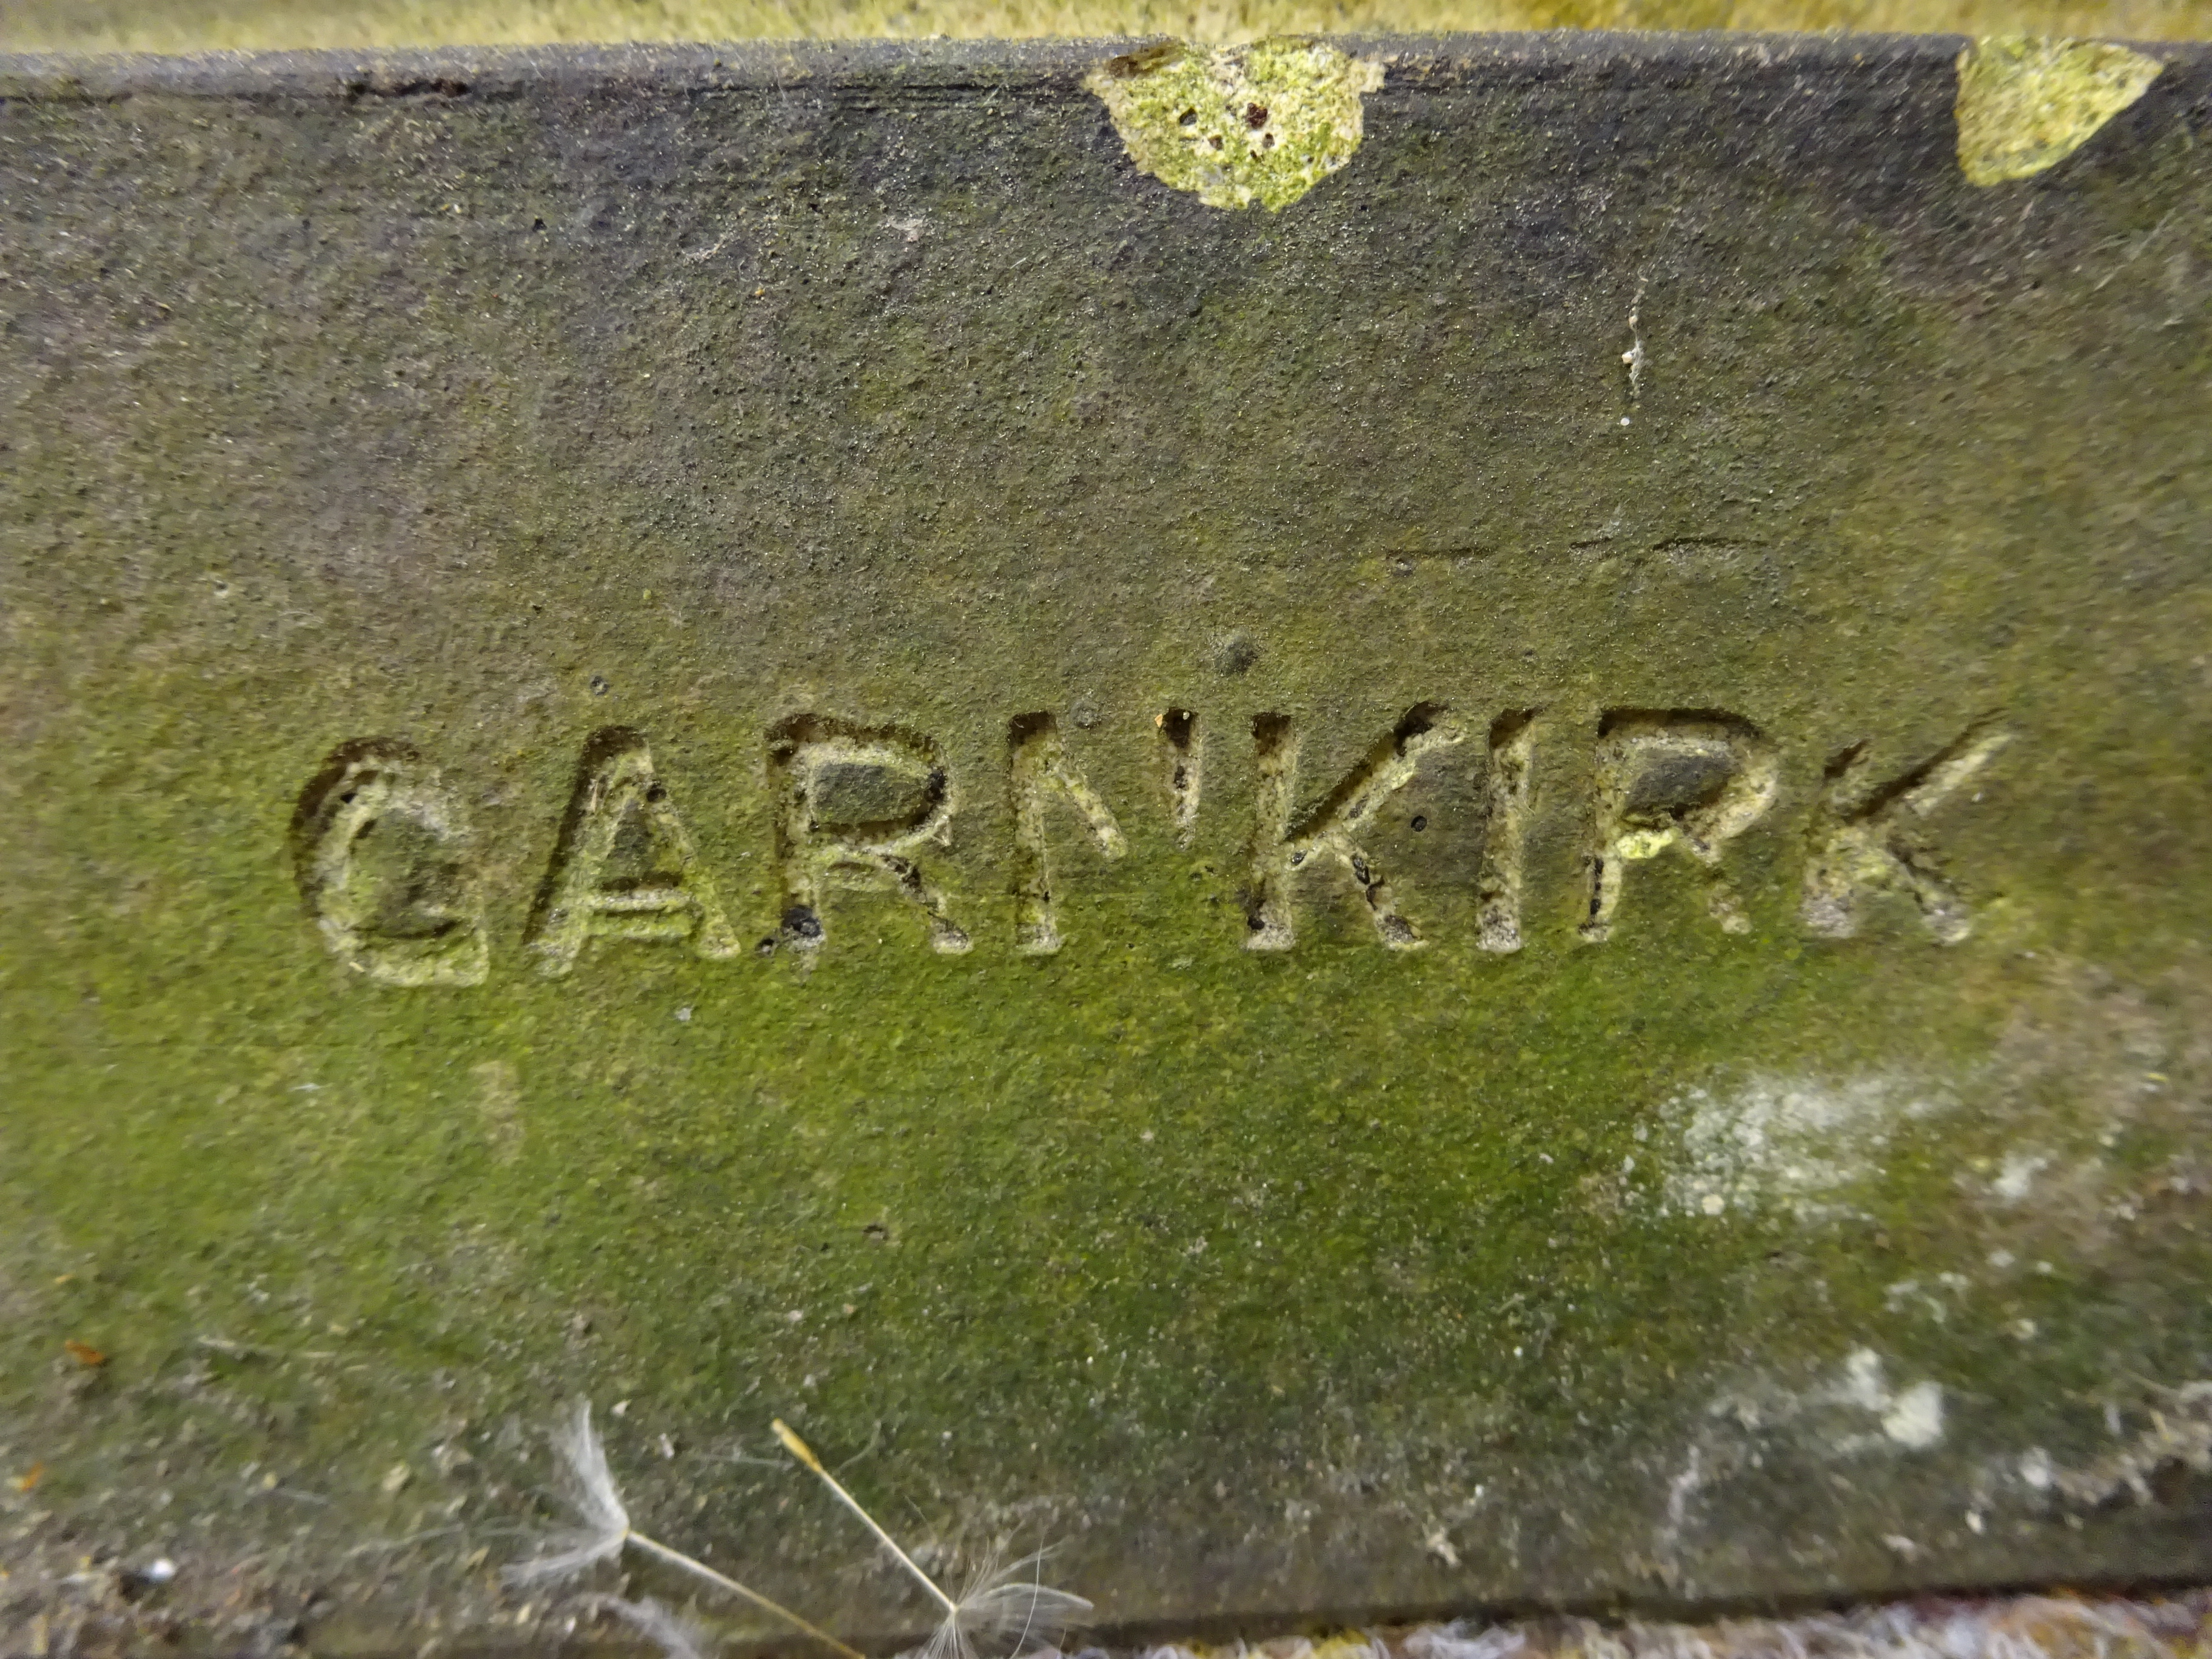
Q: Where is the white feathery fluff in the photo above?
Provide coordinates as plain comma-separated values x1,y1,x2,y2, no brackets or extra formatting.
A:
916,1551,1094,1659
504,1399,631,1587
584,1595,714,1659
1406,1627,1530,1659
502,1402,865,1659
773,1418,1089,1659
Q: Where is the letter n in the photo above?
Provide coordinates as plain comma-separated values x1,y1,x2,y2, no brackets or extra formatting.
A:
1801,722,2010,944
1009,712,1127,954
1476,711,1538,954
526,728,740,977
1245,704,1464,952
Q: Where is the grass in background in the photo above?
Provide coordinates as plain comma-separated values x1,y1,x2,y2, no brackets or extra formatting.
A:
0,0,2206,52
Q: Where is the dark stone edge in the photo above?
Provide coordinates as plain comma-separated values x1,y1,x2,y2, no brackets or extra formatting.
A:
1,32,2202,104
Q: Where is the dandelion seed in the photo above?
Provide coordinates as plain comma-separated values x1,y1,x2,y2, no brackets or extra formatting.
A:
772,1419,1090,1659
622,1530,865,1659
585,1595,712,1659
922,1552,1092,1659
505,1400,629,1587
508,1401,865,1659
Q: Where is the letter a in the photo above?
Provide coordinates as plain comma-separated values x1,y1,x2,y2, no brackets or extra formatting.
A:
527,728,740,977
1801,722,2010,944
1245,704,1464,952
1008,712,1127,954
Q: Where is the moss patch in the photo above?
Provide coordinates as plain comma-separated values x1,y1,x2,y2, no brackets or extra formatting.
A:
1087,38,1384,210
1956,35,2165,183
3,32,2212,1647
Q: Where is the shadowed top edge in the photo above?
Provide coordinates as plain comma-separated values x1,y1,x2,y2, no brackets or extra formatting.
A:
4,30,2191,99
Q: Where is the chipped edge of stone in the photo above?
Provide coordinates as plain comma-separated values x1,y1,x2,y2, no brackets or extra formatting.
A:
1956,35,2163,186
1086,36,1384,212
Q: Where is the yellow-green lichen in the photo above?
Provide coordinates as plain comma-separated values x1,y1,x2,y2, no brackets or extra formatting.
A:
1954,35,2163,184
1087,37,1384,211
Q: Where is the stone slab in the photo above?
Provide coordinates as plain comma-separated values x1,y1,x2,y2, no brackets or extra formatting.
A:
3,30,2211,1650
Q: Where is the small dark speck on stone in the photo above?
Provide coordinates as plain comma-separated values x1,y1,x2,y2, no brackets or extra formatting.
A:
1411,814,1427,831
1212,632,1260,677
589,674,611,696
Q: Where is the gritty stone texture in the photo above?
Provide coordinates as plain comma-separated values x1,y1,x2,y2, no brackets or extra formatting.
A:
2,32,2212,1653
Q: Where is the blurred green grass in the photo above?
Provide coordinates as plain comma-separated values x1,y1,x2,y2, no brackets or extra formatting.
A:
0,0,2204,53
